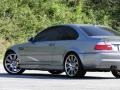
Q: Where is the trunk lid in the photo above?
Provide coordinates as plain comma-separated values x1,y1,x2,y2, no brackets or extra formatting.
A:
90,36,120,51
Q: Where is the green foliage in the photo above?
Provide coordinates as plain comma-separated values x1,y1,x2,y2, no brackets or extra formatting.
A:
0,0,120,59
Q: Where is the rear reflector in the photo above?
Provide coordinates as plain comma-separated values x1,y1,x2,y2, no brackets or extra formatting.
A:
95,42,112,50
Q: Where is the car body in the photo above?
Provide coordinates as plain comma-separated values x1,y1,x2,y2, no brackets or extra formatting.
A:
3,24,120,78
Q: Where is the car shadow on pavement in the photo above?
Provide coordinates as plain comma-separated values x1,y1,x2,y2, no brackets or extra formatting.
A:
0,73,117,80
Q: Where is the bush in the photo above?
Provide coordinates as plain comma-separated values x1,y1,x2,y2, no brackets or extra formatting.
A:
0,0,120,59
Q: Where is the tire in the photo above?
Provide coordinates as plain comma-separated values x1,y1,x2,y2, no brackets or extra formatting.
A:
64,53,86,78
48,70,63,75
111,70,120,78
3,51,25,75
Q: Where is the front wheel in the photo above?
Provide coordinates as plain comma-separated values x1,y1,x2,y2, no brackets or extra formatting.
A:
3,52,25,75
64,53,86,78
111,70,120,78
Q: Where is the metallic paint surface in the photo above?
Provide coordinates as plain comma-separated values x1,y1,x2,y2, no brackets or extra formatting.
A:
5,24,120,71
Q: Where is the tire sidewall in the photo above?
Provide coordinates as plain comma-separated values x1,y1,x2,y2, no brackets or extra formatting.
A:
64,53,85,77
3,52,25,75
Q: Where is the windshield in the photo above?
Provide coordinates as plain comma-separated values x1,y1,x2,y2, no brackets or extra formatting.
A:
80,26,120,36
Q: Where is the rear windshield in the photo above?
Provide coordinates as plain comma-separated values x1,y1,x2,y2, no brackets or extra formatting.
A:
80,26,120,36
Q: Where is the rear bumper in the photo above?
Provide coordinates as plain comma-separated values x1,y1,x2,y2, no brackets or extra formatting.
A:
80,52,120,71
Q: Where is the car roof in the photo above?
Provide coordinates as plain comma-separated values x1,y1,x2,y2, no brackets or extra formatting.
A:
46,24,112,39
58,24,108,27
51,23,108,30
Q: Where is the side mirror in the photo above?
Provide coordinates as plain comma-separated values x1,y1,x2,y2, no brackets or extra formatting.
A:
28,37,35,43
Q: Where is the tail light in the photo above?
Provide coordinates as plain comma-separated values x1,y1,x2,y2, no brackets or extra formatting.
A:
95,42,112,50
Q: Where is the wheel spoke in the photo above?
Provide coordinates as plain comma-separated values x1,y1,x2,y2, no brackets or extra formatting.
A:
72,70,76,76
13,54,17,60
74,65,78,70
67,68,70,72
6,58,11,63
73,58,77,63
70,55,73,60
5,63,11,66
4,54,21,73
65,54,79,77
66,63,70,67
11,68,15,72
67,58,71,63
70,70,73,76
9,55,13,60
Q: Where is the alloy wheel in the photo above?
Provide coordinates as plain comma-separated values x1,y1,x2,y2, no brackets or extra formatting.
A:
4,53,22,74
65,54,79,77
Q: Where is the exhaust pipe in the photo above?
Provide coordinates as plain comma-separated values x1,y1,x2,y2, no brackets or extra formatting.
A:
110,65,117,71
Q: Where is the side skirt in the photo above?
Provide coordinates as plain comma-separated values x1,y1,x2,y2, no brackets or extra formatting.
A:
19,64,64,71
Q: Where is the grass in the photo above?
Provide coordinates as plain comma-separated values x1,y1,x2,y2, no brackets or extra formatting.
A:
0,39,11,62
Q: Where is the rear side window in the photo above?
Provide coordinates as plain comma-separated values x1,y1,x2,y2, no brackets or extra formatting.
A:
80,26,117,36
57,26,79,40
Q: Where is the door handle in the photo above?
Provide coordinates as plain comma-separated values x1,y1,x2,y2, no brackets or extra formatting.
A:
49,43,55,46
19,47,24,50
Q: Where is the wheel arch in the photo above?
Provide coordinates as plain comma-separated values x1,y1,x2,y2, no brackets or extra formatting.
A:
63,51,84,69
3,49,25,74
4,49,16,58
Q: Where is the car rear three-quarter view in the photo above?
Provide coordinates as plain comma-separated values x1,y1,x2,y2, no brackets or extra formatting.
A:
3,24,120,78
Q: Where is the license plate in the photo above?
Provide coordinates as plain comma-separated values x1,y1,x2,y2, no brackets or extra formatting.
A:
113,44,120,51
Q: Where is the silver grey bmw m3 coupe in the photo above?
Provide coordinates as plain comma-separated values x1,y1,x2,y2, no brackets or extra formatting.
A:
3,24,120,78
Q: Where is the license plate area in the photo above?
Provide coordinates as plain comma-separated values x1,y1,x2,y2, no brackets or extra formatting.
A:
112,44,120,51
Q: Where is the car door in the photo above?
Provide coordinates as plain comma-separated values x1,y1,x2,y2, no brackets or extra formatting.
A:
19,27,59,68
51,26,79,67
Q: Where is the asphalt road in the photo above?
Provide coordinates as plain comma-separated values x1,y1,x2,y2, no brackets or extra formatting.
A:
0,64,120,90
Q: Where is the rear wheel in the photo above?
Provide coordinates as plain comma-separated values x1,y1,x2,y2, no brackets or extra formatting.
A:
48,70,63,75
64,53,86,78
111,70,120,78
3,51,25,74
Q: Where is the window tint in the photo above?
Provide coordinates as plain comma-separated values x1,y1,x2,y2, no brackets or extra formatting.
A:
100,27,120,36
34,27,59,41
80,26,118,36
34,26,79,42
57,26,79,40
